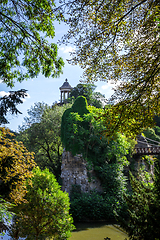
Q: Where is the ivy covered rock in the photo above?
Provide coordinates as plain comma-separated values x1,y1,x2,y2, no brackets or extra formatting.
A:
61,97,135,221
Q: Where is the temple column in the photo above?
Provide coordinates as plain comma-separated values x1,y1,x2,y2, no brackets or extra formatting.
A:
60,91,62,102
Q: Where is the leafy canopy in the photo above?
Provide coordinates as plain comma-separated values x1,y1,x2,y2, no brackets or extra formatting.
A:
0,89,28,124
57,0,160,135
0,0,64,88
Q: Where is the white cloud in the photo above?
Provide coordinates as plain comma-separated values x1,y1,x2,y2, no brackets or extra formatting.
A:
101,84,110,90
60,46,75,54
101,81,122,90
101,82,116,90
0,91,10,97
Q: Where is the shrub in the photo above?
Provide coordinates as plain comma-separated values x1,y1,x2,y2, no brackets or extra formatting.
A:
9,167,75,240
70,185,124,222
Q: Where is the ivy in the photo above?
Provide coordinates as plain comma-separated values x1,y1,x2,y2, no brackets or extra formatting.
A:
61,97,135,220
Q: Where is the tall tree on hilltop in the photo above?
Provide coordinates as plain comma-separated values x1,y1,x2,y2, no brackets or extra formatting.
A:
57,0,160,136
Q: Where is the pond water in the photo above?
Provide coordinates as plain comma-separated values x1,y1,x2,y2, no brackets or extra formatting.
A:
1,222,128,240
70,222,128,240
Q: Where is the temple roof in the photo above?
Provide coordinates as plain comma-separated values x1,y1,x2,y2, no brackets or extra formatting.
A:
59,79,72,90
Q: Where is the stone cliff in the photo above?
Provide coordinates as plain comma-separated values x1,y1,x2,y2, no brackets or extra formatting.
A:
61,150,103,194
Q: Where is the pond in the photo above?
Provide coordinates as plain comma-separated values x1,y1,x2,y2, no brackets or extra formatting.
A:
70,222,128,240
0,222,128,240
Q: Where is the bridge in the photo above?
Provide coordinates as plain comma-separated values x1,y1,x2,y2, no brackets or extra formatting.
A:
134,136,160,156
134,146,160,155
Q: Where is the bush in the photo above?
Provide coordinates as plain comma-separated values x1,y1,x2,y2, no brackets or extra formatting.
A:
70,185,124,222
9,167,75,240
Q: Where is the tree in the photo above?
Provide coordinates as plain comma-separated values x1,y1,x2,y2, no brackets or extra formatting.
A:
0,0,64,88
0,127,36,203
118,170,160,240
17,102,71,179
67,83,106,108
0,0,64,123
0,89,28,124
57,0,160,135
9,167,75,240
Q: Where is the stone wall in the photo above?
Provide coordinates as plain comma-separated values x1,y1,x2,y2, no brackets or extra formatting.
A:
61,150,103,194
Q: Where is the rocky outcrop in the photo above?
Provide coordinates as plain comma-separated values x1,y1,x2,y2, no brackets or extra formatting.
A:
61,150,103,194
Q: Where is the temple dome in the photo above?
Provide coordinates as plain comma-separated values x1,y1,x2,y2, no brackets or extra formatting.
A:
59,79,72,90
59,79,73,102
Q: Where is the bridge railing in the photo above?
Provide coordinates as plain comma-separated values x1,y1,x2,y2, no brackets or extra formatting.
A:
134,146,160,155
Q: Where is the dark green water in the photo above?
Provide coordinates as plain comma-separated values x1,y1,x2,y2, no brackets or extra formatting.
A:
70,222,128,240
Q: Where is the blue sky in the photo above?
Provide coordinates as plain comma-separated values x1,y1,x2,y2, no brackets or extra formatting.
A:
0,22,115,132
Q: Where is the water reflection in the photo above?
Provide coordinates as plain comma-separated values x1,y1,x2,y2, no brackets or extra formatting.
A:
70,222,128,240
0,222,128,240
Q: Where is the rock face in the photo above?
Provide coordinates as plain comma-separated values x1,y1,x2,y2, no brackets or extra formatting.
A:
61,150,103,195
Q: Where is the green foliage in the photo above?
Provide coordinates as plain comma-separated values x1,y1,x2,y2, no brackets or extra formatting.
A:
70,185,114,221
143,127,160,144
70,83,96,100
61,97,134,221
155,126,160,136
99,103,155,139
68,83,106,108
96,163,127,196
72,96,89,116
0,0,64,88
0,198,14,235
154,116,160,127
61,96,90,155
17,102,71,179
9,167,75,240
57,0,160,135
0,127,36,203
118,168,160,240
70,185,128,222
62,97,134,167
0,90,28,124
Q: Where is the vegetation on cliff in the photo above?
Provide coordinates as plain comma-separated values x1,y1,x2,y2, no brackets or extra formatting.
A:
61,96,135,221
